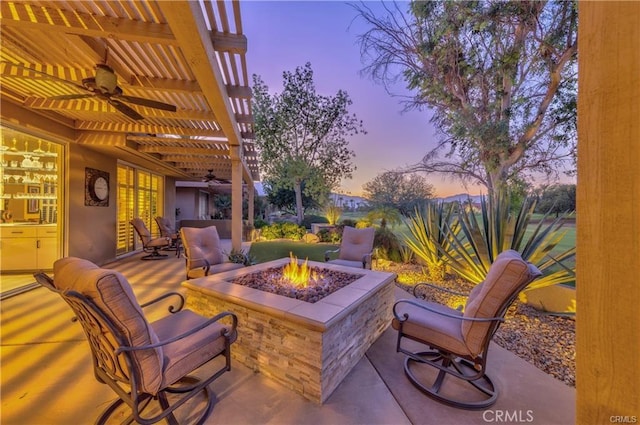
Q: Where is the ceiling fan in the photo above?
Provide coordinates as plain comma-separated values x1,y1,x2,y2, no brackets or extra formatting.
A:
7,62,177,121
48,63,177,120
202,170,230,185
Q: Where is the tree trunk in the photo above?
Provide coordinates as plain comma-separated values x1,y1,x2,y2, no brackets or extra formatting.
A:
294,179,304,225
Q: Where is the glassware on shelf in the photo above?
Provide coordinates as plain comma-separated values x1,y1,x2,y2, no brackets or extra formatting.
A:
9,138,18,152
34,139,45,153
21,154,33,168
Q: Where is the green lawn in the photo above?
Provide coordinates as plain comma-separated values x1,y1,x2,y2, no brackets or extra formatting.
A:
249,240,340,263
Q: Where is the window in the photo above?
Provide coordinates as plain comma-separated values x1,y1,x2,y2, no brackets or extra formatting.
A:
116,164,163,255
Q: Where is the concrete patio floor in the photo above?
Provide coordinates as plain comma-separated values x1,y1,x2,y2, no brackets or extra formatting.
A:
0,246,575,424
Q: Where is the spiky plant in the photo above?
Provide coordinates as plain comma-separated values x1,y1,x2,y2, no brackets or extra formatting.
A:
404,201,459,281
440,192,575,290
324,205,342,225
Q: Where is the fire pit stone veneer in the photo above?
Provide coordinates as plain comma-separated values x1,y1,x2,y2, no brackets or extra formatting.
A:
182,258,396,403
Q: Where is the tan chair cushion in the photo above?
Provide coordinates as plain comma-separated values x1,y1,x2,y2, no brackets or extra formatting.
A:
393,300,472,357
152,310,235,388
338,226,375,262
327,259,365,269
186,261,245,279
462,250,536,356
180,226,224,270
53,257,164,394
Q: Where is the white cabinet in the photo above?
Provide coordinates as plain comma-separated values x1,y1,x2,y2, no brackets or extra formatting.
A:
0,225,58,271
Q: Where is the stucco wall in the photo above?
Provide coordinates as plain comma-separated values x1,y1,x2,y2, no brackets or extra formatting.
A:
66,144,118,265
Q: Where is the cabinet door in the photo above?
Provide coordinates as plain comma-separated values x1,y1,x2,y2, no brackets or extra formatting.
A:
36,237,59,270
0,238,37,270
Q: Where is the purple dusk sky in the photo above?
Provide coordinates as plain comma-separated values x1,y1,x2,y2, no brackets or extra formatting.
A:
241,1,485,198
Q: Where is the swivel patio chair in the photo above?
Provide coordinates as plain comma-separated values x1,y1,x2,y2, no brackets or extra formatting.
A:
155,216,181,256
392,250,542,409
33,257,237,425
131,217,170,260
180,226,245,279
324,226,375,269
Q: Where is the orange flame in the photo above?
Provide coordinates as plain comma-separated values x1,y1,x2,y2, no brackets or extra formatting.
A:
283,252,315,288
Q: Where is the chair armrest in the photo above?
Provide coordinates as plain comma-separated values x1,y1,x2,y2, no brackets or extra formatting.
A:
116,311,238,354
140,291,185,314
393,299,505,323
413,282,469,299
362,252,373,269
324,248,340,262
186,256,212,275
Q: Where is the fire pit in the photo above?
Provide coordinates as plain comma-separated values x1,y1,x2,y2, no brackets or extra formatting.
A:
229,253,363,303
182,257,396,403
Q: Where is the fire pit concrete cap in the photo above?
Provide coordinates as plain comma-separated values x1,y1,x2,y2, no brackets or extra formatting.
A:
182,258,396,332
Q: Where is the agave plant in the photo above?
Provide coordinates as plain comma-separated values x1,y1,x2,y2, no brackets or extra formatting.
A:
440,192,575,290
404,201,459,280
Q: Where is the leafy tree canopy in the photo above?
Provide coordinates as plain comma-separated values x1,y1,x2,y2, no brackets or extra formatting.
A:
362,171,435,216
534,183,576,216
264,181,319,214
354,1,578,197
252,63,365,223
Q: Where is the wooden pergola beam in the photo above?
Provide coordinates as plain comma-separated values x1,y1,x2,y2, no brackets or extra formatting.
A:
0,2,176,45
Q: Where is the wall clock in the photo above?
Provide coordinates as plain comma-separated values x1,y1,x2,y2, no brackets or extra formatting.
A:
85,167,110,207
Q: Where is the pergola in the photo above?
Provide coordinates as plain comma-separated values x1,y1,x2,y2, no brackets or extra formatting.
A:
0,0,259,249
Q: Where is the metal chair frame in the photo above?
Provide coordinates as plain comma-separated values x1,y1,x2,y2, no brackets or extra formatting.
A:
34,272,237,424
393,276,537,410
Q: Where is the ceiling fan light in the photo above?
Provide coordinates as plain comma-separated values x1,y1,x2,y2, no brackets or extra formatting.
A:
95,64,118,93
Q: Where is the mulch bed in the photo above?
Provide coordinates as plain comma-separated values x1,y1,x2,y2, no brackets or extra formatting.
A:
374,261,576,387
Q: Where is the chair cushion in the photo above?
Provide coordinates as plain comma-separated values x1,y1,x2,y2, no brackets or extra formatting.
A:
152,310,236,388
180,226,224,269
338,226,375,262
186,262,245,279
53,257,164,395
393,299,472,357
462,250,538,356
327,259,365,269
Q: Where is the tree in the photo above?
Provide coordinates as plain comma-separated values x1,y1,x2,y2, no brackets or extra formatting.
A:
252,63,365,224
362,171,435,216
354,1,578,198
265,182,318,215
535,184,576,216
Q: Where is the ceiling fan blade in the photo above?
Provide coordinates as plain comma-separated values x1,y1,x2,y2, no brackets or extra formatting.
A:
4,62,90,93
117,95,177,112
108,99,144,121
49,94,93,100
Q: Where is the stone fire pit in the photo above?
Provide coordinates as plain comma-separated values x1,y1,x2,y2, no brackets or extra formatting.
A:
182,257,396,403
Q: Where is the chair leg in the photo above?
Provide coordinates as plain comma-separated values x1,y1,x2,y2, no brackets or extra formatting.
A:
141,248,169,260
403,350,498,410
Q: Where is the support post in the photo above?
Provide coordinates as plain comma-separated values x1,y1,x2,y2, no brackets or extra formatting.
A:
576,2,640,423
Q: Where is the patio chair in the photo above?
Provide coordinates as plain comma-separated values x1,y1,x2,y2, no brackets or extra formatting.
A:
180,226,245,279
392,250,542,409
324,226,375,269
33,257,237,425
155,216,181,256
130,218,170,260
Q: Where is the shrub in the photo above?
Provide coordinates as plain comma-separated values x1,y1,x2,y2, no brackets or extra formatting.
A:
374,227,402,262
260,222,306,240
302,233,320,243
398,244,415,264
317,227,343,243
404,202,458,281
324,205,342,225
281,222,307,240
355,221,371,229
225,248,256,266
253,218,268,229
301,214,328,229
340,218,358,227
435,193,576,290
